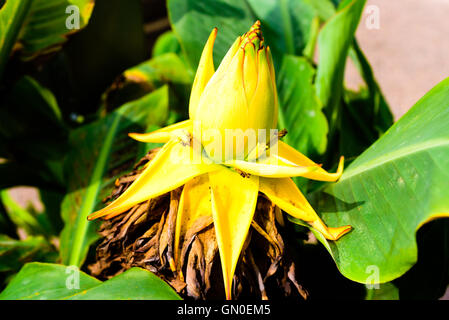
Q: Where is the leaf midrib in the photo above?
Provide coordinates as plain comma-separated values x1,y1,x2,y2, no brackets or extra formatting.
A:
68,113,122,266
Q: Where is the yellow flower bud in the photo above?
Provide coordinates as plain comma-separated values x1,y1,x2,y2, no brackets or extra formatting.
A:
189,21,278,161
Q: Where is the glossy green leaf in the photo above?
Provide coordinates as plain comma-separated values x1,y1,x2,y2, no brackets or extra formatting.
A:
68,268,181,300
277,55,328,158
365,283,399,300
304,0,336,21
60,86,169,267
0,0,32,77
0,0,95,77
246,0,315,59
168,0,255,69
126,53,193,86
315,0,365,126
152,31,182,57
309,77,449,284
104,53,193,113
168,0,333,70
0,262,181,300
0,262,101,300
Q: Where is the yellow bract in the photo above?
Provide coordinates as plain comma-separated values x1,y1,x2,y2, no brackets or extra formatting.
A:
88,21,351,300
192,21,278,160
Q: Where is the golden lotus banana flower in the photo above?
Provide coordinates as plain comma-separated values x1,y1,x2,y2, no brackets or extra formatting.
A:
88,21,351,300
190,22,278,161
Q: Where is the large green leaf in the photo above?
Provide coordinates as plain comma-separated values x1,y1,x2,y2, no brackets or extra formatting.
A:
0,0,95,77
365,283,399,300
0,262,181,300
307,77,449,284
0,262,99,299
315,0,365,127
245,0,315,60
167,0,255,69
168,0,335,70
0,0,33,77
67,267,181,300
60,86,169,267
152,31,183,58
277,55,328,158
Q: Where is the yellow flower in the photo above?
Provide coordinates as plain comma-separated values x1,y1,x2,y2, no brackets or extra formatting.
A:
88,21,351,300
190,22,277,161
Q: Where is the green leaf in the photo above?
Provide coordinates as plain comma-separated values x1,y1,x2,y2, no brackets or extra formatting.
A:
246,0,316,59
0,262,100,299
168,0,331,70
125,53,193,86
0,0,33,77
0,235,57,273
168,0,255,69
152,31,182,57
60,86,169,267
0,0,95,77
0,262,181,300
303,0,336,21
104,53,193,113
68,268,181,300
0,190,44,236
315,0,365,128
277,55,328,157
309,76,449,284
365,283,399,300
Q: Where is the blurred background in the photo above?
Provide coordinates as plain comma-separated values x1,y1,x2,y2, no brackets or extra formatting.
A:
346,0,449,120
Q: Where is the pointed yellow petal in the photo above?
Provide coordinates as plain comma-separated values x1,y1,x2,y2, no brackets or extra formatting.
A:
88,139,219,220
189,28,217,119
259,177,351,240
275,141,344,181
128,120,192,143
216,36,242,74
174,174,213,264
196,48,249,131
310,220,352,241
209,168,259,300
242,44,258,102
266,46,278,129
224,157,320,178
247,47,277,130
